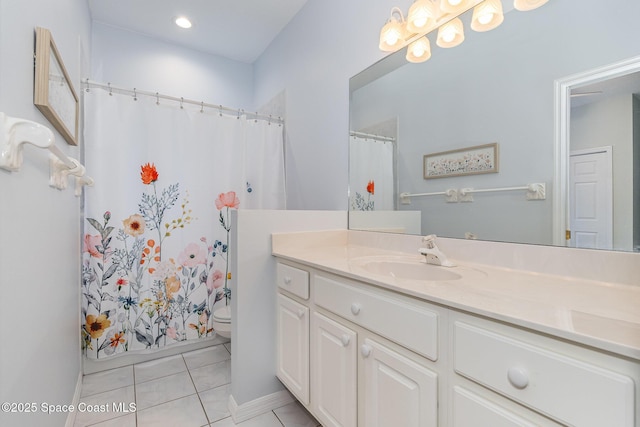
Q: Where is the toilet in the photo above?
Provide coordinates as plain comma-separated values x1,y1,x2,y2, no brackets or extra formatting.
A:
212,305,231,338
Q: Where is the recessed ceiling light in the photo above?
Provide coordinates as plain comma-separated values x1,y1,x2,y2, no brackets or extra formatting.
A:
175,16,192,29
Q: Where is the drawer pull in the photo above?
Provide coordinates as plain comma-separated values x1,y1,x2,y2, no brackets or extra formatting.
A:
360,344,372,358
283,276,292,285
507,366,529,389
297,309,306,319
350,303,362,315
341,334,351,347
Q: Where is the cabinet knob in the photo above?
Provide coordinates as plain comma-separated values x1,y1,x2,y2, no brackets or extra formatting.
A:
283,276,292,285
341,334,351,347
350,303,361,315
507,366,529,389
297,309,305,319
360,344,372,358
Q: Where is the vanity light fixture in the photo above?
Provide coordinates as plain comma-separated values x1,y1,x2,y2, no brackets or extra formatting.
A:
406,0,438,33
470,0,504,32
379,7,408,52
175,16,193,29
406,36,432,62
439,0,475,14
380,0,551,64
436,17,465,48
514,0,548,11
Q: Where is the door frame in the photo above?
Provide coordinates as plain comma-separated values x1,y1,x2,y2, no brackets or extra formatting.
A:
553,55,640,246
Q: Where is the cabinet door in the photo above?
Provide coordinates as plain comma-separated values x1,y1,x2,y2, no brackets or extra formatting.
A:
312,312,357,427
360,338,438,427
277,293,309,405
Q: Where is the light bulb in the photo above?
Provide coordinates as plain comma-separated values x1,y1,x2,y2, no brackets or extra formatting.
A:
471,0,504,32
406,37,431,63
449,0,462,5
413,15,428,29
478,12,494,25
385,31,400,46
441,27,456,43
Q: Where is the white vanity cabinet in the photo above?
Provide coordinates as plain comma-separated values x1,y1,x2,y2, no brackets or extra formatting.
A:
276,260,441,427
276,293,309,405
276,262,311,405
274,259,638,427
360,337,438,427
311,312,357,427
450,312,637,427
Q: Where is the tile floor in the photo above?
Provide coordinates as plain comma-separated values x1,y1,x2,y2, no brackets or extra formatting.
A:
74,343,321,427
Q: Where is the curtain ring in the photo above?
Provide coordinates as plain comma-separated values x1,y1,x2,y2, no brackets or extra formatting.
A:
85,78,90,93
255,112,258,123
156,92,160,105
268,115,272,125
133,88,137,101
108,83,113,96
219,105,223,117
200,102,204,113
180,97,184,109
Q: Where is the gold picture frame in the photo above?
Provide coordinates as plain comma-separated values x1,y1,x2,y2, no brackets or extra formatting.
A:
34,27,79,146
423,143,499,179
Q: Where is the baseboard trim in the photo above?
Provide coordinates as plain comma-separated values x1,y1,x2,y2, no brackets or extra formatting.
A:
65,371,83,427
228,390,294,423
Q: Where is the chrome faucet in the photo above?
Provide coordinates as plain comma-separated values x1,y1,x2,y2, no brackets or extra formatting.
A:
419,235,456,267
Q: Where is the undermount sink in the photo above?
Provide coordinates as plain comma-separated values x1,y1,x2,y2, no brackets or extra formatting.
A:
353,256,462,281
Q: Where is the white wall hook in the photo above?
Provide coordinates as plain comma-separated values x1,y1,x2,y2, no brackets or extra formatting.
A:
399,192,411,205
49,156,71,190
0,112,55,171
526,183,546,200
1,112,94,195
75,175,94,197
445,188,458,203
459,188,474,202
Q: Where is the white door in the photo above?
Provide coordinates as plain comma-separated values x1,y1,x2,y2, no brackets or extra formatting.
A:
312,313,357,427
360,338,438,427
569,147,613,249
276,294,310,405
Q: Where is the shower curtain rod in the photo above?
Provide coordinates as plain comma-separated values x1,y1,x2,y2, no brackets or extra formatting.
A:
350,131,396,142
82,79,284,125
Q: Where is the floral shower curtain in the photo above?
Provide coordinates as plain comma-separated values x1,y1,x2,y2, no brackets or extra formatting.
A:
349,135,395,211
81,87,285,359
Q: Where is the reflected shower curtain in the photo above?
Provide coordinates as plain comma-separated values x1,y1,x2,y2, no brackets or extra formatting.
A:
81,88,285,359
349,135,395,211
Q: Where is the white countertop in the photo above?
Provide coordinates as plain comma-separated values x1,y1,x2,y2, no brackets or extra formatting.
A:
272,231,640,361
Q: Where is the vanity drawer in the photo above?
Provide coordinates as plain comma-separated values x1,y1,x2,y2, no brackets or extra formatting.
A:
453,322,635,427
452,386,539,427
277,262,309,300
315,273,438,361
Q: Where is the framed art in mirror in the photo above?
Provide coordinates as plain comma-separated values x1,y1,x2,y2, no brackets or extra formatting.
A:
34,27,79,146
423,142,499,179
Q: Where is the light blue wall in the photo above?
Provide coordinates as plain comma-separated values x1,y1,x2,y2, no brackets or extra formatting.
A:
0,0,91,426
91,22,254,115
254,0,409,210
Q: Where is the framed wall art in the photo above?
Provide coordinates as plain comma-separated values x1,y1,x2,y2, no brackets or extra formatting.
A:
34,27,79,146
423,143,499,179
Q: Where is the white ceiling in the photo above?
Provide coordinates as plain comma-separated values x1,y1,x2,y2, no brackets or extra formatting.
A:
87,0,308,63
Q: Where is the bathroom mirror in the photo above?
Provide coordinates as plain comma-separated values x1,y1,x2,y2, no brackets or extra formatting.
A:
34,27,79,146
349,0,640,252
